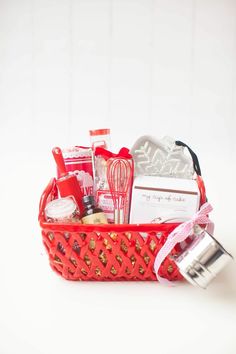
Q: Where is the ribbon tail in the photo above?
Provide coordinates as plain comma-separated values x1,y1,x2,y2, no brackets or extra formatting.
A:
206,220,214,236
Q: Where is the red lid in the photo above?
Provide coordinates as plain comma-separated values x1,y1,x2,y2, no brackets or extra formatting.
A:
89,128,110,136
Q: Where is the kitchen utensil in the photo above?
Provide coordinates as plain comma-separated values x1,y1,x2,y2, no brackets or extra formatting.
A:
107,158,133,224
175,225,233,289
52,147,84,213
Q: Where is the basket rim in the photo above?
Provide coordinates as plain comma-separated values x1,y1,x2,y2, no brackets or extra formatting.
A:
39,218,180,232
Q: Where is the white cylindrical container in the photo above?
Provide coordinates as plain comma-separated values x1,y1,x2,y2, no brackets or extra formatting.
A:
89,128,111,150
44,197,81,223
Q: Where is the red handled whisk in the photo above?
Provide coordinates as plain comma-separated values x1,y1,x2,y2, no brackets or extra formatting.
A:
107,158,133,224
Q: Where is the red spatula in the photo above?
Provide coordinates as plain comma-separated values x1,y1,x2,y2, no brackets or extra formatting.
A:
52,147,84,213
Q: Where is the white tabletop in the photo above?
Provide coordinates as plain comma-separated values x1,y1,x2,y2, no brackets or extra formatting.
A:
1,0,236,351
1,152,235,354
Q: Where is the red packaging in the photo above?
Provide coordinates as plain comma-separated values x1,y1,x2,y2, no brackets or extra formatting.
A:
57,146,94,196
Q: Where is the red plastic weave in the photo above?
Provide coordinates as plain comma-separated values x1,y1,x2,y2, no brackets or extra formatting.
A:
38,178,206,281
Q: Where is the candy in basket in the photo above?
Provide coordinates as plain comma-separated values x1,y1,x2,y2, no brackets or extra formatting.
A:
38,131,233,288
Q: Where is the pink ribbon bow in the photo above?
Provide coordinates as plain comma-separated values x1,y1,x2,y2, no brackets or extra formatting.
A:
154,202,214,283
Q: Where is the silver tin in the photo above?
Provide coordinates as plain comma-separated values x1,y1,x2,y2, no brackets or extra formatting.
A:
174,226,233,289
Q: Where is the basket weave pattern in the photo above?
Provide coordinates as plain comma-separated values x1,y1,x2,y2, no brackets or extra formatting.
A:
39,179,184,281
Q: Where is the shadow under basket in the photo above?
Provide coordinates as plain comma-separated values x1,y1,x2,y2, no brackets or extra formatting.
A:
38,178,201,282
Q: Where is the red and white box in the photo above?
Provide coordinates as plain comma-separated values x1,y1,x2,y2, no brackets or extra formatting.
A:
57,146,94,196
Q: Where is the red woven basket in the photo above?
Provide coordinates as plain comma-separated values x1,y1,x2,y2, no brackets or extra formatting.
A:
38,177,206,281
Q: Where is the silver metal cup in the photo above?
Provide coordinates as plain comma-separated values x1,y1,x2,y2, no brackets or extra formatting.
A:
174,226,233,289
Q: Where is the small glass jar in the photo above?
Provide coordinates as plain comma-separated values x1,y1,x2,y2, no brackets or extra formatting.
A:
44,197,81,223
89,128,111,150
81,195,108,224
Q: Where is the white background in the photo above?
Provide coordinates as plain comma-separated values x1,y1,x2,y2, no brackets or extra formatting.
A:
0,0,236,353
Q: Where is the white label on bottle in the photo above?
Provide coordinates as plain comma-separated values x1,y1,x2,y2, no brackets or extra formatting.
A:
81,212,108,224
